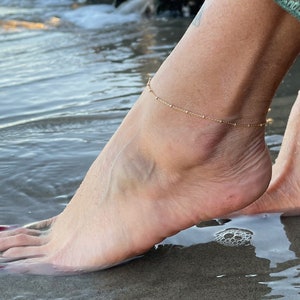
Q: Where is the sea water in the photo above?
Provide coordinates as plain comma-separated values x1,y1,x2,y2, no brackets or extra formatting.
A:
1,1,300,299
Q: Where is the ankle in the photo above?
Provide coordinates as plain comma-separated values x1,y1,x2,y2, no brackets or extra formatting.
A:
147,77,268,128
139,89,268,175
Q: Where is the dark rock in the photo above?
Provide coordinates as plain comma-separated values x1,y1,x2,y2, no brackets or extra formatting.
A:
77,0,205,17
186,0,205,16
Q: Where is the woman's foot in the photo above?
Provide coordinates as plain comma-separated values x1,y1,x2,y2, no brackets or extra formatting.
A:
1,0,299,274
239,92,300,217
0,84,271,274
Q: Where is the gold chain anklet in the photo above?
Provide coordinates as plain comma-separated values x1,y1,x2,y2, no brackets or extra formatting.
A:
147,78,267,128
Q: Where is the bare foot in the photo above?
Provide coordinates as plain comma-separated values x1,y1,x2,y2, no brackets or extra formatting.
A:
1,0,299,274
0,85,271,274
240,92,300,217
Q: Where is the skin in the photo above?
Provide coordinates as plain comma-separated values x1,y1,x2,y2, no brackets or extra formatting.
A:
239,91,300,217
0,0,300,274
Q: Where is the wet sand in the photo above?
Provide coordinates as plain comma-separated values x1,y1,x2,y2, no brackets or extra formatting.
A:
1,215,300,299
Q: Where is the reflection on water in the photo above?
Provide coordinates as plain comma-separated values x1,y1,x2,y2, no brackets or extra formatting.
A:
0,1,300,298
0,2,187,225
162,214,296,268
265,216,300,298
160,214,300,298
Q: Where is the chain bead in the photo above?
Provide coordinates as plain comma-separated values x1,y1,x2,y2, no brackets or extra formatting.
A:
147,77,267,128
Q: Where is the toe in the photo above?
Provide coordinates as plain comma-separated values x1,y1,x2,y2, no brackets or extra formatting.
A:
0,233,46,253
0,227,42,238
24,217,56,230
2,244,46,260
1,258,72,275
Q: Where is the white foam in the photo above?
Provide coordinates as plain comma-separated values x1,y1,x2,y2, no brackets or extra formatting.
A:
62,4,141,29
116,0,154,15
214,228,253,247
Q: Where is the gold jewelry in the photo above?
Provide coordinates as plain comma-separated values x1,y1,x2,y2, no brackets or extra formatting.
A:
147,78,267,128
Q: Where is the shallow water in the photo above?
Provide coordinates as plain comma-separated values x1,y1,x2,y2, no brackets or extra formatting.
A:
0,1,300,299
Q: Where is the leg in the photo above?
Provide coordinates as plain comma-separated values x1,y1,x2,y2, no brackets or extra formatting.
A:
1,0,300,274
239,91,300,216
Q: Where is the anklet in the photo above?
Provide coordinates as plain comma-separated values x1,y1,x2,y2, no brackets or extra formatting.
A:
147,78,267,128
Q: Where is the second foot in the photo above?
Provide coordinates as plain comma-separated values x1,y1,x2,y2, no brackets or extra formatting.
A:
240,92,300,217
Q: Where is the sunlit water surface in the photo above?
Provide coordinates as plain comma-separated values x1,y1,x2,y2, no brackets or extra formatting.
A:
1,1,300,299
